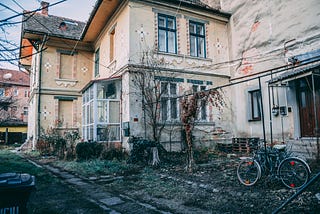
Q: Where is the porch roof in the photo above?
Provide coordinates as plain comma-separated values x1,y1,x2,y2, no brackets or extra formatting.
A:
268,61,320,85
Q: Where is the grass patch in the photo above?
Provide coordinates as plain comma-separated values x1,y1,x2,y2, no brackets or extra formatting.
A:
0,148,105,213
53,159,141,177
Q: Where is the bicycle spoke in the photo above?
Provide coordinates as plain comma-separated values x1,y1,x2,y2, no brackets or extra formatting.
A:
279,158,310,189
237,159,261,186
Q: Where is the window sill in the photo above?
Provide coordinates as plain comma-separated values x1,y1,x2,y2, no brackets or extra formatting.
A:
157,52,212,62
248,119,261,122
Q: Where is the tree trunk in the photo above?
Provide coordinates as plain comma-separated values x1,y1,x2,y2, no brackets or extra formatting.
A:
185,128,194,173
151,147,160,166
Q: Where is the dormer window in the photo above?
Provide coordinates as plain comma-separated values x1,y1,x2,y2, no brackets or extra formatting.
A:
59,22,67,31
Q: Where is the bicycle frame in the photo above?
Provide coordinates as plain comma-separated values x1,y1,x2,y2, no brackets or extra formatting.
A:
237,143,311,189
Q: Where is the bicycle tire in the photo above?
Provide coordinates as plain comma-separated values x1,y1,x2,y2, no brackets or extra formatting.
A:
278,157,310,189
237,158,261,186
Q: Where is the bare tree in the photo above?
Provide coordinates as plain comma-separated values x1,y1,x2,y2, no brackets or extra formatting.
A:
131,49,178,165
180,89,225,172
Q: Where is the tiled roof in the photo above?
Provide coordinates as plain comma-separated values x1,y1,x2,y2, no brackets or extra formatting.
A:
22,12,86,40
0,68,30,86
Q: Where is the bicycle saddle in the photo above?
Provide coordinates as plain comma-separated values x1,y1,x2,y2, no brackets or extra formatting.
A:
273,144,286,150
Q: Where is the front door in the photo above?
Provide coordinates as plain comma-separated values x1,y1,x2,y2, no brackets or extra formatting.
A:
297,76,320,137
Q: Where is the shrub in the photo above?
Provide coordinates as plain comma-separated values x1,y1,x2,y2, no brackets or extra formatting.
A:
101,148,128,161
36,138,52,156
127,138,157,164
76,142,103,161
193,148,209,164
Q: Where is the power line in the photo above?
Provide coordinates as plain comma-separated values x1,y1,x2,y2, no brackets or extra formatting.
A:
0,0,67,23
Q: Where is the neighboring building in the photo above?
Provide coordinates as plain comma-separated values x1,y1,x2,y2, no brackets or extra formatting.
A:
223,0,320,156
20,0,233,151
20,2,93,149
0,68,29,144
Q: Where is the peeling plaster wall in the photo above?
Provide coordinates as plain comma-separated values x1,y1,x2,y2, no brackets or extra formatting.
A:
222,0,320,140
223,0,320,76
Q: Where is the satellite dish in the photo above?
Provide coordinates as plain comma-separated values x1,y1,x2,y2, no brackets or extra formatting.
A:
3,73,12,79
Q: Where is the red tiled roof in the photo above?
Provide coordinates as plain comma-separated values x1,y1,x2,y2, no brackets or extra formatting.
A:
0,68,30,87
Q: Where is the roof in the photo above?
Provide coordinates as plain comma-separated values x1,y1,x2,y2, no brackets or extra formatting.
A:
269,49,320,84
82,0,231,41
22,12,86,40
269,62,320,84
169,0,222,11
0,68,30,87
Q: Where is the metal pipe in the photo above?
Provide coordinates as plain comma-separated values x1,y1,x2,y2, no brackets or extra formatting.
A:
259,77,267,149
268,84,273,144
272,171,320,214
312,73,319,159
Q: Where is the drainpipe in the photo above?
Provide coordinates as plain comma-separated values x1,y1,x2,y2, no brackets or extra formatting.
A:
35,35,47,149
312,73,319,159
258,77,267,150
267,84,273,145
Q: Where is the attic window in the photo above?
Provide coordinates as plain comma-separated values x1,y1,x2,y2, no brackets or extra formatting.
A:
59,22,67,30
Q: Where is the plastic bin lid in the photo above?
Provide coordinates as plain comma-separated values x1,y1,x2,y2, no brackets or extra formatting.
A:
0,173,33,187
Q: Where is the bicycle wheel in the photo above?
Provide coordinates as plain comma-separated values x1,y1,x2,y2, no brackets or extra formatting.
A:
278,157,310,189
237,158,261,186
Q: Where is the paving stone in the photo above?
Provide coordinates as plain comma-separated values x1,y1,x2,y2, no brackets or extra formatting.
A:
100,197,125,206
113,202,160,214
66,178,88,186
59,172,75,179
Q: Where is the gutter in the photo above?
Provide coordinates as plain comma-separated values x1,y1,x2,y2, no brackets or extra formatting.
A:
80,0,103,40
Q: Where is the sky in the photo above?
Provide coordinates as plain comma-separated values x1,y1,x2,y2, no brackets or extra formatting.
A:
0,0,96,70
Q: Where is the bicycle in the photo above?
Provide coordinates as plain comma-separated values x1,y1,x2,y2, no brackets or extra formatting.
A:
237,141,311,189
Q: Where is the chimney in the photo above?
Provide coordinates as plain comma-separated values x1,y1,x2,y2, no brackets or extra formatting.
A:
41,1,49,16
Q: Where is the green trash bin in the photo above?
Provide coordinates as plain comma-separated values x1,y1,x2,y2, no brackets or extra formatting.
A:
0,173,35,214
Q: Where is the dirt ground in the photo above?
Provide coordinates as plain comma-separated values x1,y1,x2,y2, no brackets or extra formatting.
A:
31,152,320,214
100,155,320,213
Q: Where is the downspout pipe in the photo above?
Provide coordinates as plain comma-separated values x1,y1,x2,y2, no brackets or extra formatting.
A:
36,35,47,149
312,73,319,160
258,77,267,150
268,83,273,145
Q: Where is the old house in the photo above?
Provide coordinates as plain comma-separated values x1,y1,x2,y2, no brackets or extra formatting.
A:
20,0,233,151
20,1,93,149
0,68,29,144
223,0,320,157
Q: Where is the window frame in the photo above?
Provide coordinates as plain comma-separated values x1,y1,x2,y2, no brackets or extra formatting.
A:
110,28,115,62
248,89,262,121
160,82,179,122
0,88,4,97
94,48,100,77
59,53,74,79
189,20,206,58
192,85,207,121
158,14,177,54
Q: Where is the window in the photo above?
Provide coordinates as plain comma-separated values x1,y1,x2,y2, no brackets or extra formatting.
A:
0,88,4,97
110,28,115,62
161,82,178,121
13,89,18,96
193,85,207,121
94,48,100,77
189,21,206,58
249,90,261,121
23,107,28,115
60,53,73,79
58,100,73,127
11,106,17,116
158,14,177,54
82,80,121,142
